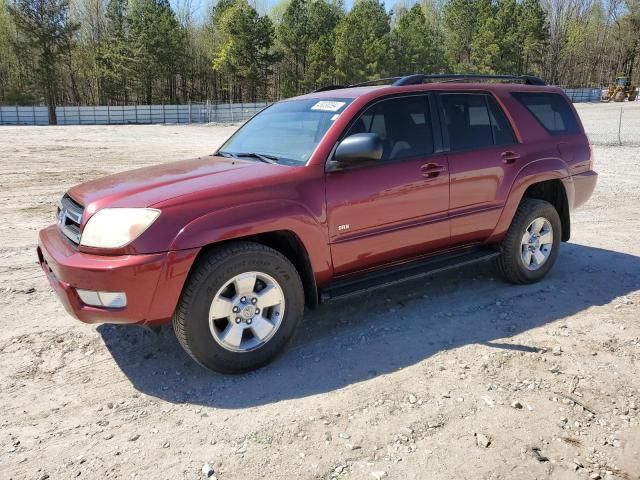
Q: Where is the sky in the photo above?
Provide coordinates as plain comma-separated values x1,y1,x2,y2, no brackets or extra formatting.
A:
171,0,411,22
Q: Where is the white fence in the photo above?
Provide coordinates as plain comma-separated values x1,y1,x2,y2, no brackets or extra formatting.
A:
1,88,638,126
0,102,270,126
563,88,603,103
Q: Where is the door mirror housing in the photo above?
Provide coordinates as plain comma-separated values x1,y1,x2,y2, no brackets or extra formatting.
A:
333,133,383,165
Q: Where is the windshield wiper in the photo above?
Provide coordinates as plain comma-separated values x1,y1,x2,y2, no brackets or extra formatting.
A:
217,151,278,164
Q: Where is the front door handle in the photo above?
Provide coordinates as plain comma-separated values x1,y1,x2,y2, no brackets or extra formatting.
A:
421,163,445,178
501,151,521,164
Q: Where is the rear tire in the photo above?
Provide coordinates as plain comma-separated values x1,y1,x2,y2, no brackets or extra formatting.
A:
173,241,304,373
496,198,561,284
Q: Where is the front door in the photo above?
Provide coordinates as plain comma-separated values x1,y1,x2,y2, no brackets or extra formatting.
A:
325,94,450,276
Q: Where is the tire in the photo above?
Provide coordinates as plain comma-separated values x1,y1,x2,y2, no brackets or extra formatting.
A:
173,241,304,373
495,198,561,284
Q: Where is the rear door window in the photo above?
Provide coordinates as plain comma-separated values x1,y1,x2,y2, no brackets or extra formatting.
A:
440,93,515,152
512,92,580,136
486,96,516,146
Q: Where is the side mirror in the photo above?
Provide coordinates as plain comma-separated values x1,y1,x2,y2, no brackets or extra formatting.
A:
333,133,383,165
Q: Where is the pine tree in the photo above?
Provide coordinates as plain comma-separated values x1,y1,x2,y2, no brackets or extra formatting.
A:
517,0,547,75
442,0,476,71
469,0,499,73
8,0,79,123
277,0,311,96
212,0,277,101
391,4,446,75
301,0,343,90
96,0,130,104
127,0,186,104
334,0,391,83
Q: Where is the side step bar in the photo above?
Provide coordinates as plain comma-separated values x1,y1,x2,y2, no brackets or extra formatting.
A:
319,247,500,302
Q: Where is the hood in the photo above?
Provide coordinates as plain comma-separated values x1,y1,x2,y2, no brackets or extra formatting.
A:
68,155,261,211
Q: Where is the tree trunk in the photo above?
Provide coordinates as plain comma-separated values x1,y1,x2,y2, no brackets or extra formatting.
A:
48,103,57,125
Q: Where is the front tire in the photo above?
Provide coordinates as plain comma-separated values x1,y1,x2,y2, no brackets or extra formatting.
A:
173,242,304,373
496,198,561,284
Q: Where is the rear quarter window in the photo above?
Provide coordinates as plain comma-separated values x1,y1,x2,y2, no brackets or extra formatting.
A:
512,92,580,136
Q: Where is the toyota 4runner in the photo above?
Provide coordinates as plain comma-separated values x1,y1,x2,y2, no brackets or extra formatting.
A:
38,74,598,373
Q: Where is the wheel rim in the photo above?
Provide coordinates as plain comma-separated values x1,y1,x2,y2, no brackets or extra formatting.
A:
208,271,285,353
520,217,553,271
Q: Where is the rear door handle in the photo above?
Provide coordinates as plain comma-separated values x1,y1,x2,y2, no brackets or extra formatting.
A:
501,151,520,164
421,163,445,178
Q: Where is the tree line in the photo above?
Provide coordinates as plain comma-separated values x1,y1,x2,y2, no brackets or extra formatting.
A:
1,0,639,118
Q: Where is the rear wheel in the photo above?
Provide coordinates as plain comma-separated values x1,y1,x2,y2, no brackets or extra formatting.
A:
173,242,304,373
496,198,561,284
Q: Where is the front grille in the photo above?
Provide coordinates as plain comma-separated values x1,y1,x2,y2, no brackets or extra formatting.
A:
57,194,84,244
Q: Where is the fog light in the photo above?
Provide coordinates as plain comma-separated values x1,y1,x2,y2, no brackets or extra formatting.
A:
77,289,127,308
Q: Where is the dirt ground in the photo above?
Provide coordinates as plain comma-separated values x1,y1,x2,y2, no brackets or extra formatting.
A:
0,103,639,480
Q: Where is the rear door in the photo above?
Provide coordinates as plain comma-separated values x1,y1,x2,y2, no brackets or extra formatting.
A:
325,94,450,275
437,92,522,245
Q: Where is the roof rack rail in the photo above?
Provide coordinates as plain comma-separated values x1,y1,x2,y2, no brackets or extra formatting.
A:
350,76,403,87
311,77,402,93
393,73,546,86
311,84,349,93
311,73,546,94
312,73,546,93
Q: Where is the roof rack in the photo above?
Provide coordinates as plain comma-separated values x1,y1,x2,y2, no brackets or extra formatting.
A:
312,73,546,93
394,74,546,86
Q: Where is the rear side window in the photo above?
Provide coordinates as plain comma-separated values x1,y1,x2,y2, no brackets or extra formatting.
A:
440,93,515,152
512,92,579,136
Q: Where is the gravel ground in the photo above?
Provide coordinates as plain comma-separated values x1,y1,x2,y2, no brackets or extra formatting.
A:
0,103,639,480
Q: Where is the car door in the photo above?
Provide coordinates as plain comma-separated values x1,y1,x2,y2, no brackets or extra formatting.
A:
437,92,522,245
325,94,450,276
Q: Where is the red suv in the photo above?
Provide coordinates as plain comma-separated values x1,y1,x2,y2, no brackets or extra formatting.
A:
38,74,597,373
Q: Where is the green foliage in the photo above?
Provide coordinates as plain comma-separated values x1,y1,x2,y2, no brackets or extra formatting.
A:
517,0,548,74
334,0,391,83
443,0,476,70
95,0,186,104
391,4,446,74
128,0,186,103
0,0,639,106
444,0,547,75
7,0,78,119
276,0,343,95
212,0,276,100
304,0,344,89
277,0,314,96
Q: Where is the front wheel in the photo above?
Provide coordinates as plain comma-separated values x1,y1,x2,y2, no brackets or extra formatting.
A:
173,242,304,373
496,198,561,284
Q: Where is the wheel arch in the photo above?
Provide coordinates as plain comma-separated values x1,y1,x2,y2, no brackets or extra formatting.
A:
488,159,573,244
522,179,570,241
189,230,319,309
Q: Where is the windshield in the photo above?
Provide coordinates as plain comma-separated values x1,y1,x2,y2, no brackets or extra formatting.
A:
218,98,353,166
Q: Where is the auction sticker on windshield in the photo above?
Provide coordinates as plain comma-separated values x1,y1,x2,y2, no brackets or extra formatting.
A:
311,101,346,112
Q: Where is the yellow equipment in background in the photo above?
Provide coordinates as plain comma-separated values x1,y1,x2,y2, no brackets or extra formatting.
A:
604,77,638,102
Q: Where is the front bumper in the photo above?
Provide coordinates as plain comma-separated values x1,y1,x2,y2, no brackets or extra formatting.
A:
37,225,199,325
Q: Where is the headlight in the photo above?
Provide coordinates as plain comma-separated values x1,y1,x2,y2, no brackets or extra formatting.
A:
80,208,160,249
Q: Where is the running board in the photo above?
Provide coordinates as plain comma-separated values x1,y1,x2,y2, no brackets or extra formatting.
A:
319,247,500,302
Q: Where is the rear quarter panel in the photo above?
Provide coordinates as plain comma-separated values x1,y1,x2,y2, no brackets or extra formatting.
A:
485,88,590,243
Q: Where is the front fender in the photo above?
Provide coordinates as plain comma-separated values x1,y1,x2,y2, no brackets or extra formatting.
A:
487,157,573,244
169,200,333,285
